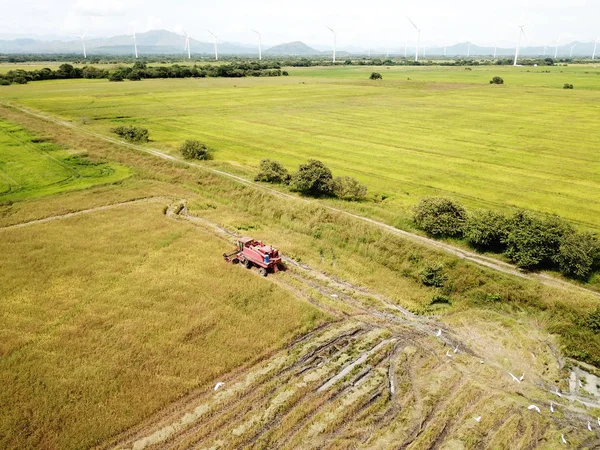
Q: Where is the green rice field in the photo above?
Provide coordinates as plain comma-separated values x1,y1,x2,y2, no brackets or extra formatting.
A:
1,64,599,231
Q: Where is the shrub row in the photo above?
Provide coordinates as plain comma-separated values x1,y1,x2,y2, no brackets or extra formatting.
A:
0,62,289,85
255,159,367,201
413,197,600,279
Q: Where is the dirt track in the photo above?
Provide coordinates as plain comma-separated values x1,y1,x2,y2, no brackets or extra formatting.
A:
2,101,599,300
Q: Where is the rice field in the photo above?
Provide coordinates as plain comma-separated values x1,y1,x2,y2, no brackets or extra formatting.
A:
0,201,325,449
2,64,599,231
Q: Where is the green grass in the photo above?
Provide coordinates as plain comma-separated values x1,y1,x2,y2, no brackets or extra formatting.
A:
1,64,599,233
0,202,325,449
0,119,130,202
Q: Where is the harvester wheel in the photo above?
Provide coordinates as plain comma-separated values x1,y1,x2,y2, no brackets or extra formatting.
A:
258,268,267,277
243,258,252,269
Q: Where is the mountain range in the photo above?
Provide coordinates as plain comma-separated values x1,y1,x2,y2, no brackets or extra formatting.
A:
0,30,597,58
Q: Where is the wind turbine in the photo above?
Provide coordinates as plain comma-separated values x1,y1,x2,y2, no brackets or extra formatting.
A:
325,25,336,63
593,37,600,60
493,44,497,58
207,30,218,60
80,31,87,59
183,30,191,59
404,41,407,58
569,43,576,57
251,29,262,60
444,45,447,56
406,17,421,62
513,24,526,66
467,42,472,57
132,31,138,59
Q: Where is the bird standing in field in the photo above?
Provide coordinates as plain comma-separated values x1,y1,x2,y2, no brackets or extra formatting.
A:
474,416,482,422
519,373,525,382
435,329,442,337
214,382,225,391
509,372,521,383
550,402,555,413
561,434,567,444
528,404,541,414
588,421,592,432
453,345,459,354
446,350,453,357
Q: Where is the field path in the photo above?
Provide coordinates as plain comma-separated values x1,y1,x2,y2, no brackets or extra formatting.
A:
2,102,599,299
0,197,166,230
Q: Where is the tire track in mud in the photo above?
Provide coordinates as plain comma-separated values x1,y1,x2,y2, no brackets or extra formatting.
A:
3,102,599,300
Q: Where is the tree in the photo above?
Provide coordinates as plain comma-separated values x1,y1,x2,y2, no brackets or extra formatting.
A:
332,176,367,201
586,307,600,332
554,231,599,279
289,160,334,196
503,211,572,269
464,210,509,251
180,140,212,160
413,197,467,237
254,159,290,184
370,72,383,80
57,63,75,78
108,72,124,82
490,76,504,84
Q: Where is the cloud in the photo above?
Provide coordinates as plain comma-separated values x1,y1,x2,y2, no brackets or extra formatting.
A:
73,0,131,17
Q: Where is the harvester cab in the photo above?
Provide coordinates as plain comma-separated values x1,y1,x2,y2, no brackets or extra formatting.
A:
223,237,283,277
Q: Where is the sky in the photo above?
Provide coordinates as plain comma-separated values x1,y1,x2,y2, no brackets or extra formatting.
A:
0,0,597,49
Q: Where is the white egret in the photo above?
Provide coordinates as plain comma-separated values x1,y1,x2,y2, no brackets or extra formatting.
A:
561,434,567,444
528,404,541,414
550,402,555,413
509,372,521,383
446,350,453,357
214,381,225,391
435,329,442,337
474,416,482,422
519,373,525,382
588,421,592,431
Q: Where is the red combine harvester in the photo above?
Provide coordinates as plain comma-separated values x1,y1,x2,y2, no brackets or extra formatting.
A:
223,237,283,277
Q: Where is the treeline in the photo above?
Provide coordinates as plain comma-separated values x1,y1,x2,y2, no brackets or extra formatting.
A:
413,197,600,280
0,61,289,85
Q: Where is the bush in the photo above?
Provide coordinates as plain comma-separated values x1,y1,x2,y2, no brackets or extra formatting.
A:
289,160,334,196
12,77,27,84
490,76,504,84
413,197,467,237
563,83,574,89
420,264,448,287
0,79,10,86
586,307,600,332
254,159,290,183
503,211,573,269
110,125,149,143
554,231,599,279
282,70,289,76
180,140,212,160
464,210,509,251
430,294,452,305
370,72,382,80
332,176,367,201
109,72,124,82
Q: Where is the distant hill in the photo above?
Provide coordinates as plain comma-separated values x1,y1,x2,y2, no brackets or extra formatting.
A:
0,30,597,57
0,29,255,56
265,41,321,56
